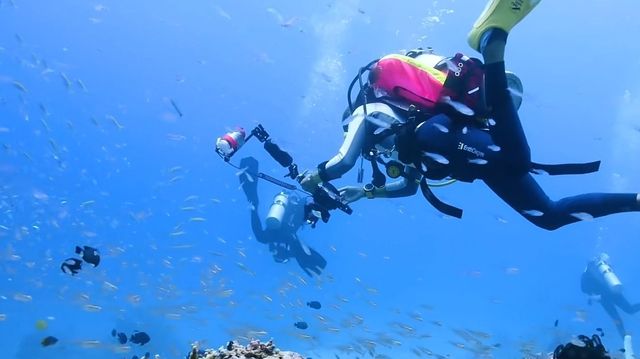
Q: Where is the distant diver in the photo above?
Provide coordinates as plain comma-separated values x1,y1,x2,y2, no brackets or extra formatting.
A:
298,0,640,230
581,253,640,338
553,334,610,359
239,156,327,277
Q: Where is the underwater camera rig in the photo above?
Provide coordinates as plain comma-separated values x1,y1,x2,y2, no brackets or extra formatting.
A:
215,124,353,223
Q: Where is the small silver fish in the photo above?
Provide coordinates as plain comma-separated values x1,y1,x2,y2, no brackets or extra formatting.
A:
170,98,183,117
432,123,449,133
468,158,488,165
522,209,544,217
422,152,449,165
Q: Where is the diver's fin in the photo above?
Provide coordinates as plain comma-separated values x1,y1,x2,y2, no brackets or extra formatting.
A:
239,157,260,206
467,0,542,51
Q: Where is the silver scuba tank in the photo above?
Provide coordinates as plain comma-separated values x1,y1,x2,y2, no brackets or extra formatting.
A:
595,253,623,292
265,192,289,230
624,335,634,359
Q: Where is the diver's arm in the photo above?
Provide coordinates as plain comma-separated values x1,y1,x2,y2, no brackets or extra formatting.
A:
320,108,368,180
300,103,400,192
373,167,421,198
340,167,420,203
321,103,401,180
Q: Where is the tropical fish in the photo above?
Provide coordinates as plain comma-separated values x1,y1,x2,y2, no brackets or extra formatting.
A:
76,245,100,267
61,258,83,275
294,321,308,330
130,331,151,346
117,332,128,344
41,336,58,347
307,301,321,309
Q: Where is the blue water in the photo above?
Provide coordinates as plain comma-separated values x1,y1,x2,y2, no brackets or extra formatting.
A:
2,1,640,358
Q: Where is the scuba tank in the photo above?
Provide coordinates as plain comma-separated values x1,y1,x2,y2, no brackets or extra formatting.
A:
595,253,623,293
624,335,635,359
265,192,289,230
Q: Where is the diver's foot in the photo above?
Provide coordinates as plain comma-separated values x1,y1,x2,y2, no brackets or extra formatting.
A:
467,0,541,52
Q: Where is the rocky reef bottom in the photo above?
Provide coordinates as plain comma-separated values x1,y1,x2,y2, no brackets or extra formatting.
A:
187,340,305,359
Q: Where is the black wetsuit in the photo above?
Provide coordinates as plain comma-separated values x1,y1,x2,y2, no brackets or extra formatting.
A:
414,61,639,230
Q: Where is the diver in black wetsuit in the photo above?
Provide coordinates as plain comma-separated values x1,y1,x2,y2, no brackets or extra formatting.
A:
298,0,640,231
553,334,611,359
581,253,640,339
239,157,327,276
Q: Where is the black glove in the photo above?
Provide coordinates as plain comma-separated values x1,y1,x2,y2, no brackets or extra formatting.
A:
304,198,331,228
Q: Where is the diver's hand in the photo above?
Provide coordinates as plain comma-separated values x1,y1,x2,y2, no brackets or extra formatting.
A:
298,169,322,193
304,201,330,228
339,186,365,204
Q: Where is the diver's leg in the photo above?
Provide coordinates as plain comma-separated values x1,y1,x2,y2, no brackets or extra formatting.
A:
484,173,640,231
470,1,541,171
601,299,628,338
612,293,640,315
480,30,531,174
238,156,268,242
250,207,268,244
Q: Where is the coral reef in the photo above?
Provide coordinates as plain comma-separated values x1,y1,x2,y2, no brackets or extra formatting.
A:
188,340,305,359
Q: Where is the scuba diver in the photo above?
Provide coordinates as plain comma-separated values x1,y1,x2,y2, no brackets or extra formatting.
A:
581,253,640,339
238,156,327,277
553,334,611,359
298,0,640,231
